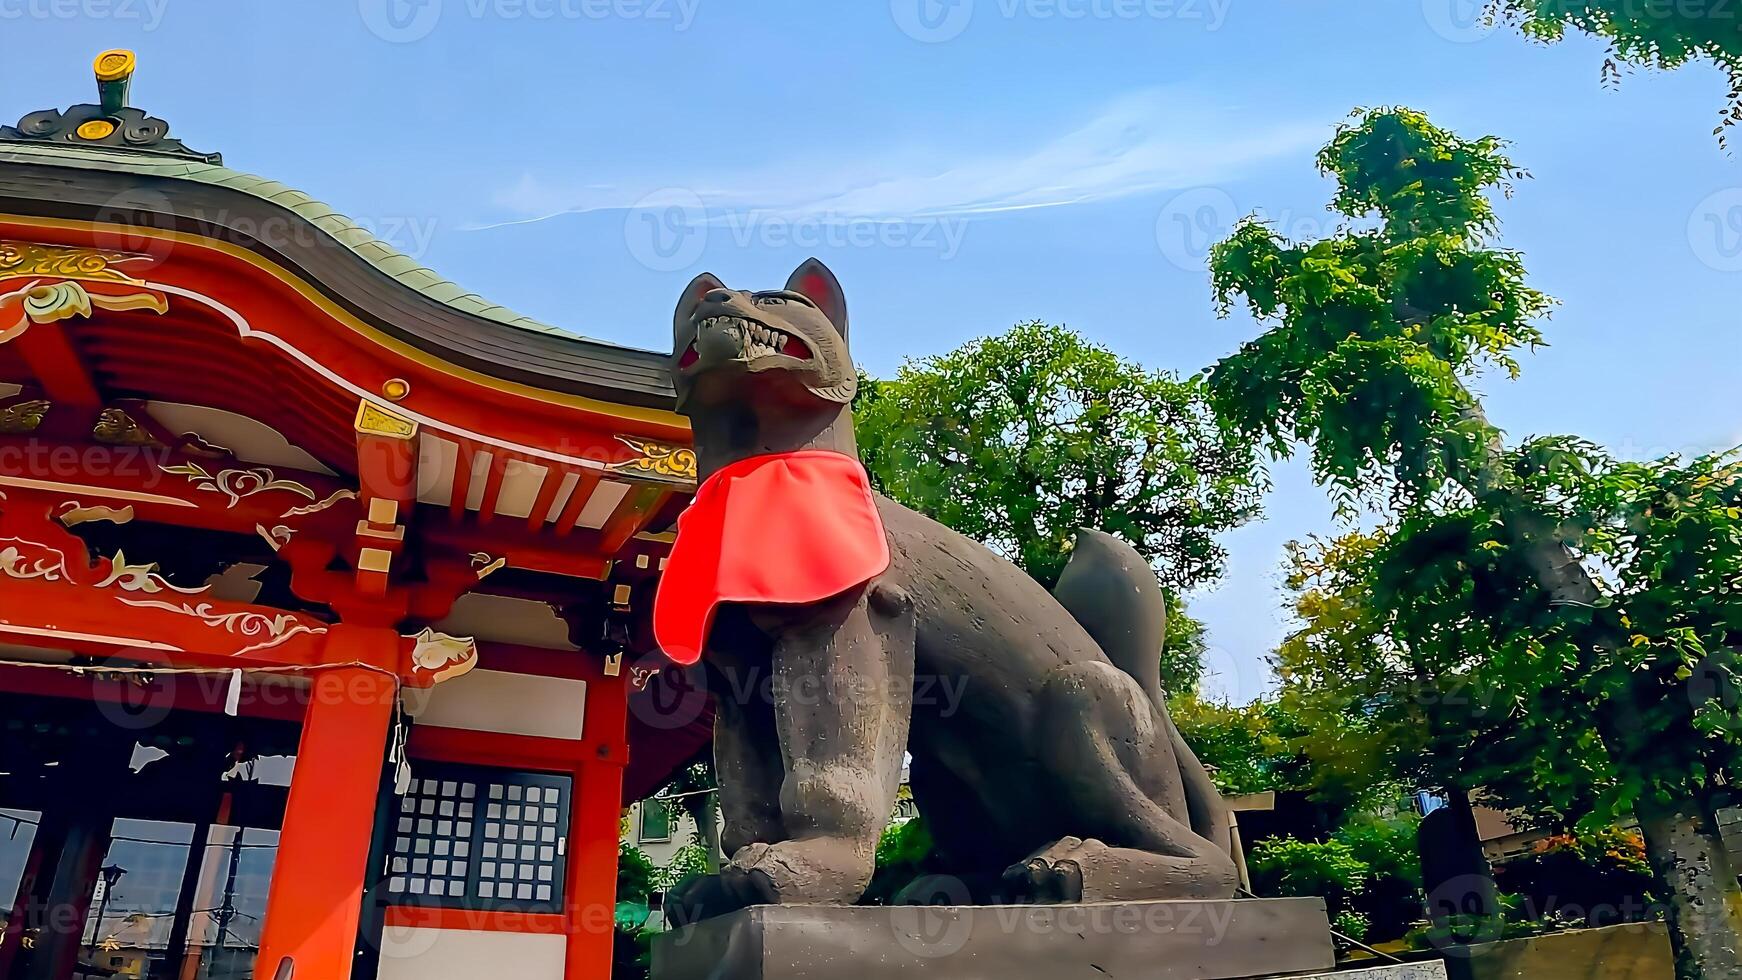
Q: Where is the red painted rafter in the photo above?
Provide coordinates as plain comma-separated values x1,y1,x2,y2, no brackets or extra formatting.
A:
477,448,512,524
598,485,671,556
12,322,102,427
525,463,568,531
449,440,479,521
553,471,603,538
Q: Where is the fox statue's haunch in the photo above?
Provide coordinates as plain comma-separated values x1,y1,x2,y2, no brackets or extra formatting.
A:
662,259,1237,926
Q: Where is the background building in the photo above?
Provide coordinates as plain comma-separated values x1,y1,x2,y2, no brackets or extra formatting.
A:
0,52,711,980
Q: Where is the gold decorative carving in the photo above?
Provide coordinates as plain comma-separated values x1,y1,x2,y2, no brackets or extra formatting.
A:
94,550,207,595
0,243,168,345
0,279,169,345
92,407,159,446
0,242,148,285
609,436,697,485
0,399,49,434
281,489,356,519
116,598,328,657
58,503,135,528
408,628,478,685
161,462,317,509
13,280,167,323
76,120,115,140
256,524,293,551
354,399,418,440
0,538,68,582
470,552,506,580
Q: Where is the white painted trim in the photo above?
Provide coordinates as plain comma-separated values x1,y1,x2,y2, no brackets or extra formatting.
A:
543,471,581,524
411,669,587,741
376,927,566,980
495,460,548,519
575,480,629,529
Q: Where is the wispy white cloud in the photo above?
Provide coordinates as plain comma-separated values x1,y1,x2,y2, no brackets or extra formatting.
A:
467,88,1328,231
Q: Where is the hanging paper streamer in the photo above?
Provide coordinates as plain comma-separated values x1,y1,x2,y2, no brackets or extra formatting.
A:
390,696,412,795
223,668,243,716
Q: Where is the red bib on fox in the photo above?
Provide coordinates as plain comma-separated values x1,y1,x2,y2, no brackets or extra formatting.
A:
653,450,890,664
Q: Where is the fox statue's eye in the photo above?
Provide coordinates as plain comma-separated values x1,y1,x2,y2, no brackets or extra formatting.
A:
754,295,789,306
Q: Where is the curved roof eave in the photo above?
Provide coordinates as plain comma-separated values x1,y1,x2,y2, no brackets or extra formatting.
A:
0,141,678,409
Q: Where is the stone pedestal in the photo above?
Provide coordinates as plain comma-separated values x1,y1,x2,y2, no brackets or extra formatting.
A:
651,897,1334,980
1301,964,1448,980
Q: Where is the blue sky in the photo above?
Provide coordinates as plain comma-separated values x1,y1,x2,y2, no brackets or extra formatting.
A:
8,1,1740,701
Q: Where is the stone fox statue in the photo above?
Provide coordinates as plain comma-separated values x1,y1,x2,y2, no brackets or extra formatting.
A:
660,258,1237,925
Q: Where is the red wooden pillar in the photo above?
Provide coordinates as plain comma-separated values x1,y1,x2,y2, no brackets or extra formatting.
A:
257,628,400,980
566,667,629,978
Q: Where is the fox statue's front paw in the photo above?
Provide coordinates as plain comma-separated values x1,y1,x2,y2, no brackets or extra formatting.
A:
726,838,876,906
664,838,878,926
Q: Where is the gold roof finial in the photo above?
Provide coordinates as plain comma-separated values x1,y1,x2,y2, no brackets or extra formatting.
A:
93,49,136,83
92,50,136,118
0,48,219,163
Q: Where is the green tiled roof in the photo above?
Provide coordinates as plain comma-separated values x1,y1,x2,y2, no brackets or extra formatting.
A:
0,140,576,339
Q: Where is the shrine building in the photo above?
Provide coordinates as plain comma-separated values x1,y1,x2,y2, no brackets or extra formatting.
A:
0,51,712,980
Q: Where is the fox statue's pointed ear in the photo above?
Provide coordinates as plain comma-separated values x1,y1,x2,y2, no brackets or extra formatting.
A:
785,258,848,339
675,272,725,335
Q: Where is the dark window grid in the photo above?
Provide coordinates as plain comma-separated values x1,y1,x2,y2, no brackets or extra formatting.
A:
384,763,572,913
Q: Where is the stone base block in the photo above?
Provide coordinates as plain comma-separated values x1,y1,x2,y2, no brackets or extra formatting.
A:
651,897,1334,980
1299,964,1449,980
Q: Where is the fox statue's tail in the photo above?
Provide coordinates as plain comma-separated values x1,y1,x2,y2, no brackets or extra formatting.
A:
1052,529,1234,856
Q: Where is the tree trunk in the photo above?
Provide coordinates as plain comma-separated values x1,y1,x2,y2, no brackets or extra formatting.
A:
1460,406,1742,978
1510,513,1742,979
1420,786,1500,935
1637,795,1742,980
695,791,723,874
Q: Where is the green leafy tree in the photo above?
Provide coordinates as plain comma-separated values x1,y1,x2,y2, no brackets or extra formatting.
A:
863,817,941,905
1249,836,1370,918
1168,692,1376,817
1276,527,1614,828
1486,1,1742,139
654,758,720,873
617,843,659,905
1247,817,1426,945
856,321,1266,694
656,843,715,893
1208,107,1742,977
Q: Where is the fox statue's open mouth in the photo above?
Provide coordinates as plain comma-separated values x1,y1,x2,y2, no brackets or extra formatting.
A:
671,266,857,407
678,313,813,369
